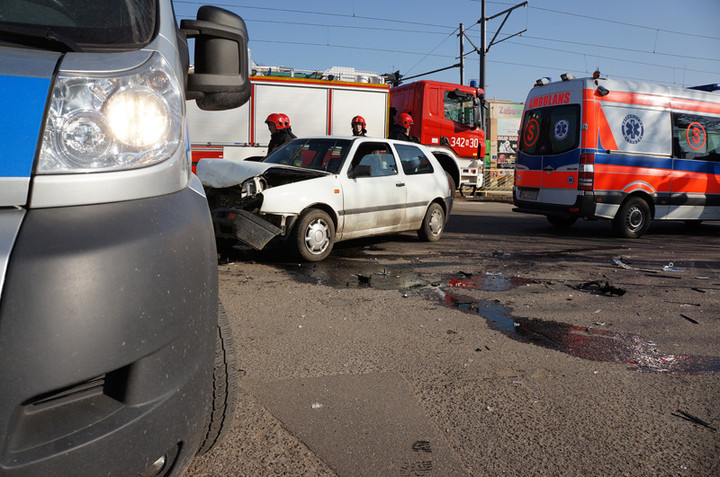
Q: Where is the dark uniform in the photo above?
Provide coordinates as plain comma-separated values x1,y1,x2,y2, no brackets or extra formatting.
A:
266,129,294,155
388,123,419,143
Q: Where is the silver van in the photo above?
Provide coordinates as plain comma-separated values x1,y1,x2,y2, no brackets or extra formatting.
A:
0,1,249,475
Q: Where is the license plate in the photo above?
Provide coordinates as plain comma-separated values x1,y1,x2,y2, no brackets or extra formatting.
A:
519,189,538,200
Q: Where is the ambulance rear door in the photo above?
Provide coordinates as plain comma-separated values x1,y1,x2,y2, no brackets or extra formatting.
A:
516,80,583,206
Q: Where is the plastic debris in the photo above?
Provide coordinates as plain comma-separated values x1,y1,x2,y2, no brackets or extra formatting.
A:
570,277,626,296
663,262,684,272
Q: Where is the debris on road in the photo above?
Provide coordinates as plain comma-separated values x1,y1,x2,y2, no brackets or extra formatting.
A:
570,277,627,296
672,410,717,431
680,314,699,325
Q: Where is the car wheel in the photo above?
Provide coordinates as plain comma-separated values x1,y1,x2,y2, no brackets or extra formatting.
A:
547,216,577,228
612,197,651,238
292,209,335,261
417,202,445,242
197,301,238,455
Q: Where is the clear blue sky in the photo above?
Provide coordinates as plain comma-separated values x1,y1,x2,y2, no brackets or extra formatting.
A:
174,0,720,103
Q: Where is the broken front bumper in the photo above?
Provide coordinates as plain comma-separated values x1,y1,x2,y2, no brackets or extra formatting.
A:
212,208,295,250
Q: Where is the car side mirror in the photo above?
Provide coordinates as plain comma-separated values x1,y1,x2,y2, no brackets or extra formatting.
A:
181,6,250,110
349,165,372,178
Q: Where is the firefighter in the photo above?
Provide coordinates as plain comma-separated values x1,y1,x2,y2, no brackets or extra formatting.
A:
388,112,419,143
279,113,297,139
351,115,367,136
265,113,294,155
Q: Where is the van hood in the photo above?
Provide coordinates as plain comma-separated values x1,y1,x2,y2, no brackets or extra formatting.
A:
0,48,60,207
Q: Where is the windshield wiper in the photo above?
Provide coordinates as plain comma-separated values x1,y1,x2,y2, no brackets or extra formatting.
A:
0,23,79,52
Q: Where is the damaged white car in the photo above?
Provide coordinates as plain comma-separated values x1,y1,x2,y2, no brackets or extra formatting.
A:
197,136,454,261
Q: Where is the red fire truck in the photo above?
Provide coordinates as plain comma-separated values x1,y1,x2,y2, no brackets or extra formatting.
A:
187,68,486,191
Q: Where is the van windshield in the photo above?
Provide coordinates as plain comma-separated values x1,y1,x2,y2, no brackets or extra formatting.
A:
519,104,580,156
0,0,156,51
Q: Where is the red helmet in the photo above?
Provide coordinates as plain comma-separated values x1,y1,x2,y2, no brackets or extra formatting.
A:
351,115,366,126
265,113,283,128
279,113,290,129
396,112,413,128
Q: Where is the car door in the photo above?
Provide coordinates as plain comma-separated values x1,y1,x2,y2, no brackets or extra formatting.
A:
339,141,407,238
394,143,440,227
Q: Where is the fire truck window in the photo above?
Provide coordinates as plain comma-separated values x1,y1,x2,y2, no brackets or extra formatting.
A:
672,113,720,162
443,92,474,126
395,144,435,175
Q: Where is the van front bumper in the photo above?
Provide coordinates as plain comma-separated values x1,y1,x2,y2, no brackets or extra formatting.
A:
0,187,218,476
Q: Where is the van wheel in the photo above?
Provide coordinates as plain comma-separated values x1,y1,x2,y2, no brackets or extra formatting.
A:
418,202,445,242
292,209,335,261
613,197,651,238
197,301,238,455
547,216,577,228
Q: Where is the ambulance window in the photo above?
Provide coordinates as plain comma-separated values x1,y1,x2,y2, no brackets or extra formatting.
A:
520,105,579,155
672,113,720,162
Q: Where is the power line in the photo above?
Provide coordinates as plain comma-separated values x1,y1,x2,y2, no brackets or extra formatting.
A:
173,1,455,30
470,0,720,41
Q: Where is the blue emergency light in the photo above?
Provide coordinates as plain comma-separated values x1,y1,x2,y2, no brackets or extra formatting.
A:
688,83,720,92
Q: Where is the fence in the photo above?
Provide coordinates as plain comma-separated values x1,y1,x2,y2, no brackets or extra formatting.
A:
459,167,513,198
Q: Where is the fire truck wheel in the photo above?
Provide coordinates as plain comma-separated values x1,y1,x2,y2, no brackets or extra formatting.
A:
292,208,335,261
418,202,445,242
197,300,239,455
613,197,651,238
546,216,577,228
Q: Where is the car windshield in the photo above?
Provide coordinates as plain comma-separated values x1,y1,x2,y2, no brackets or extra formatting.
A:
0,0,156,51
264,138,352,174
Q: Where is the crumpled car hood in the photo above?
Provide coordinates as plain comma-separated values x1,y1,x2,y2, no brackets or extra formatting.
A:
196,159,328,189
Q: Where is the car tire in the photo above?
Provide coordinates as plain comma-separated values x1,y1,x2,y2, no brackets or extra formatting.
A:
196,301,238,455
547,216,577,228
613,197,651,238
292,208,335,262
417,202,445,242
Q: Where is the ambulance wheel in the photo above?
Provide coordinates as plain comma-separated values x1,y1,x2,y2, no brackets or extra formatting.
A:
613,197,651,238
547,216,577,228
292,208,335,261
418,202,445,242
197,301,238,455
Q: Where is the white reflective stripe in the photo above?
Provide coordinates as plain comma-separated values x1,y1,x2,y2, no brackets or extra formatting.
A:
0,178,30,207
0,209,25,302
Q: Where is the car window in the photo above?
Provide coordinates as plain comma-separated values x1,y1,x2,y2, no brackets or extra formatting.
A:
348,142,398,177
264,138,350,173
395,144,435,175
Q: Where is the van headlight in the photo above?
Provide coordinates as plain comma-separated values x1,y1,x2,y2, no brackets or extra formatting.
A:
38,52,182,173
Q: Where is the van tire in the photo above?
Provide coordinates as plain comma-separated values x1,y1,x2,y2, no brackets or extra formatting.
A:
613,197,651,238
292,208,335,261
418,202,445,242
197,301,239,455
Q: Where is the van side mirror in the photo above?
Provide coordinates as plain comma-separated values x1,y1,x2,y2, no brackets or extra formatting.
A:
181,6,250,110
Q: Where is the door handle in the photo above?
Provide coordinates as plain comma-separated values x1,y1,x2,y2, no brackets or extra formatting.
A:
396,182,406,187
543,165,554,172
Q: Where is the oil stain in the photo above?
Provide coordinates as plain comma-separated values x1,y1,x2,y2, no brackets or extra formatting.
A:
283,260,720,373
434,291,720,374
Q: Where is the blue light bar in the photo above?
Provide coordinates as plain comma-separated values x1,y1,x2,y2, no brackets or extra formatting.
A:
688,83,720,92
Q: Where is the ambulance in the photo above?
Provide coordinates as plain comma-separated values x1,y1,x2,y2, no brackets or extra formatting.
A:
513,73,720,237
0,2,249,475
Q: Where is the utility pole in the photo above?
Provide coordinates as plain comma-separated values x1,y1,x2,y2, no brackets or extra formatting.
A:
459,23,465,86
475,0,527,129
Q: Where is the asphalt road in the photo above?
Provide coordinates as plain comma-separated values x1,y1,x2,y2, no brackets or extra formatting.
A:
188,199,720,476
